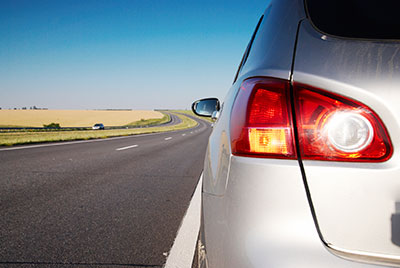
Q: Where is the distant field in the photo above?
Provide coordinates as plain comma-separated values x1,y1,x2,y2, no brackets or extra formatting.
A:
0,110,164,127
0,112,198,146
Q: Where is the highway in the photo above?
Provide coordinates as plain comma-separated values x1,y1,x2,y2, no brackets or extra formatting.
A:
0,111,181,131
0,115,211,267
154,112,181,127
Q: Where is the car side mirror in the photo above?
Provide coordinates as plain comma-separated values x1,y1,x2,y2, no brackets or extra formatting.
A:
192,98,220,117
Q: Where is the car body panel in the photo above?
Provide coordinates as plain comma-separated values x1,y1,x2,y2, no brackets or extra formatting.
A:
236,0,305,83
203,0,304,196
203,156,383,267
292,19,400,261
202,85,236,196
198,0,400,267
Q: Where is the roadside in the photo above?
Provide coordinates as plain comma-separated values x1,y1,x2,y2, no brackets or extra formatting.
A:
0,116,211,267
0,113,172,131
0,112,198,146
170,110,213,123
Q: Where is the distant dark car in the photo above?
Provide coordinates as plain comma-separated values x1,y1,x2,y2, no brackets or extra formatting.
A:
192,0,400,267
92,123,104,130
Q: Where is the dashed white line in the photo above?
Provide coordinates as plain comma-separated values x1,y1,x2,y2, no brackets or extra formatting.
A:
0,115,208,152
0,130,182,152
165,137,172,141
190,131,193,134
182,134,186,136
116,144,138,151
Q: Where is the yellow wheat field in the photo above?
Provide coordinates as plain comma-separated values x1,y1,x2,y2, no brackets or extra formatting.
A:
0,110,164,127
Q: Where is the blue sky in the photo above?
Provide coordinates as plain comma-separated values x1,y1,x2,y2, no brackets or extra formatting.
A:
0,0,267,110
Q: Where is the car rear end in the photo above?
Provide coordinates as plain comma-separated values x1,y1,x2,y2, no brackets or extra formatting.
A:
199,0,400,267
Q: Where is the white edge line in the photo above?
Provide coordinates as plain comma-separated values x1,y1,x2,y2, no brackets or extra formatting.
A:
165,137,172,140
116,144,138,151
164,174,202,268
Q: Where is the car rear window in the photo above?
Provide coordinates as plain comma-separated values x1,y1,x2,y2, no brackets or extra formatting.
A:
305,0,400,39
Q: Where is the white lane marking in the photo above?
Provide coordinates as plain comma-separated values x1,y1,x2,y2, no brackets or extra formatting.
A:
0,113,211,152
0,125,199,152
165,137,172,141
182,134,186,136
164,175,202,268
116,144,138,151
0,132,162,152
190,131,193,134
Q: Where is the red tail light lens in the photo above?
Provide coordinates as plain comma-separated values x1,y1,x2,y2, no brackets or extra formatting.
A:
230,78,296,158
294,84,393,162
230,77,392,162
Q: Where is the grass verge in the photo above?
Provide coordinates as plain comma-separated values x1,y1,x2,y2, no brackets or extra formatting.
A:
125,113,170,127
170,110,214,122
0,113,197,146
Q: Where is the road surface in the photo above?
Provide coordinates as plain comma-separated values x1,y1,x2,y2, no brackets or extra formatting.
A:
0,114,210,268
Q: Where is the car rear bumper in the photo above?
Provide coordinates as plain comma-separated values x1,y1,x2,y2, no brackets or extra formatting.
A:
202,155,386,267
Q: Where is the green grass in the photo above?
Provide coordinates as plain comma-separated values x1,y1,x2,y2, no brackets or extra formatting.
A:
125,113,170,127
170,110,214,122
0,112,197,146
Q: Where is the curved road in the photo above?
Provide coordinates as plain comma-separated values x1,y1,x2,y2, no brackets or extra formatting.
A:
155,112,181,127
0,115,211,267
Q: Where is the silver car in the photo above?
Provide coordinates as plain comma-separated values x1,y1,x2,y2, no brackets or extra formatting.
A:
192,0,400,267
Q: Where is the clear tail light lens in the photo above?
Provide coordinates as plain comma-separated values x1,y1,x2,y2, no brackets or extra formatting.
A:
230,78,296,159
230,78,393,162
294,85,392,162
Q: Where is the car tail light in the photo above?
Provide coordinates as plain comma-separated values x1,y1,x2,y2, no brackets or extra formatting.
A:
294,84,392,162
230,78,296,159
230,77,393,162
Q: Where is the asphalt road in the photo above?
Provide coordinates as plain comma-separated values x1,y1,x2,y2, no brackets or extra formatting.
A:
0,115,211,268
153,112,181,127
109,112,182,130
